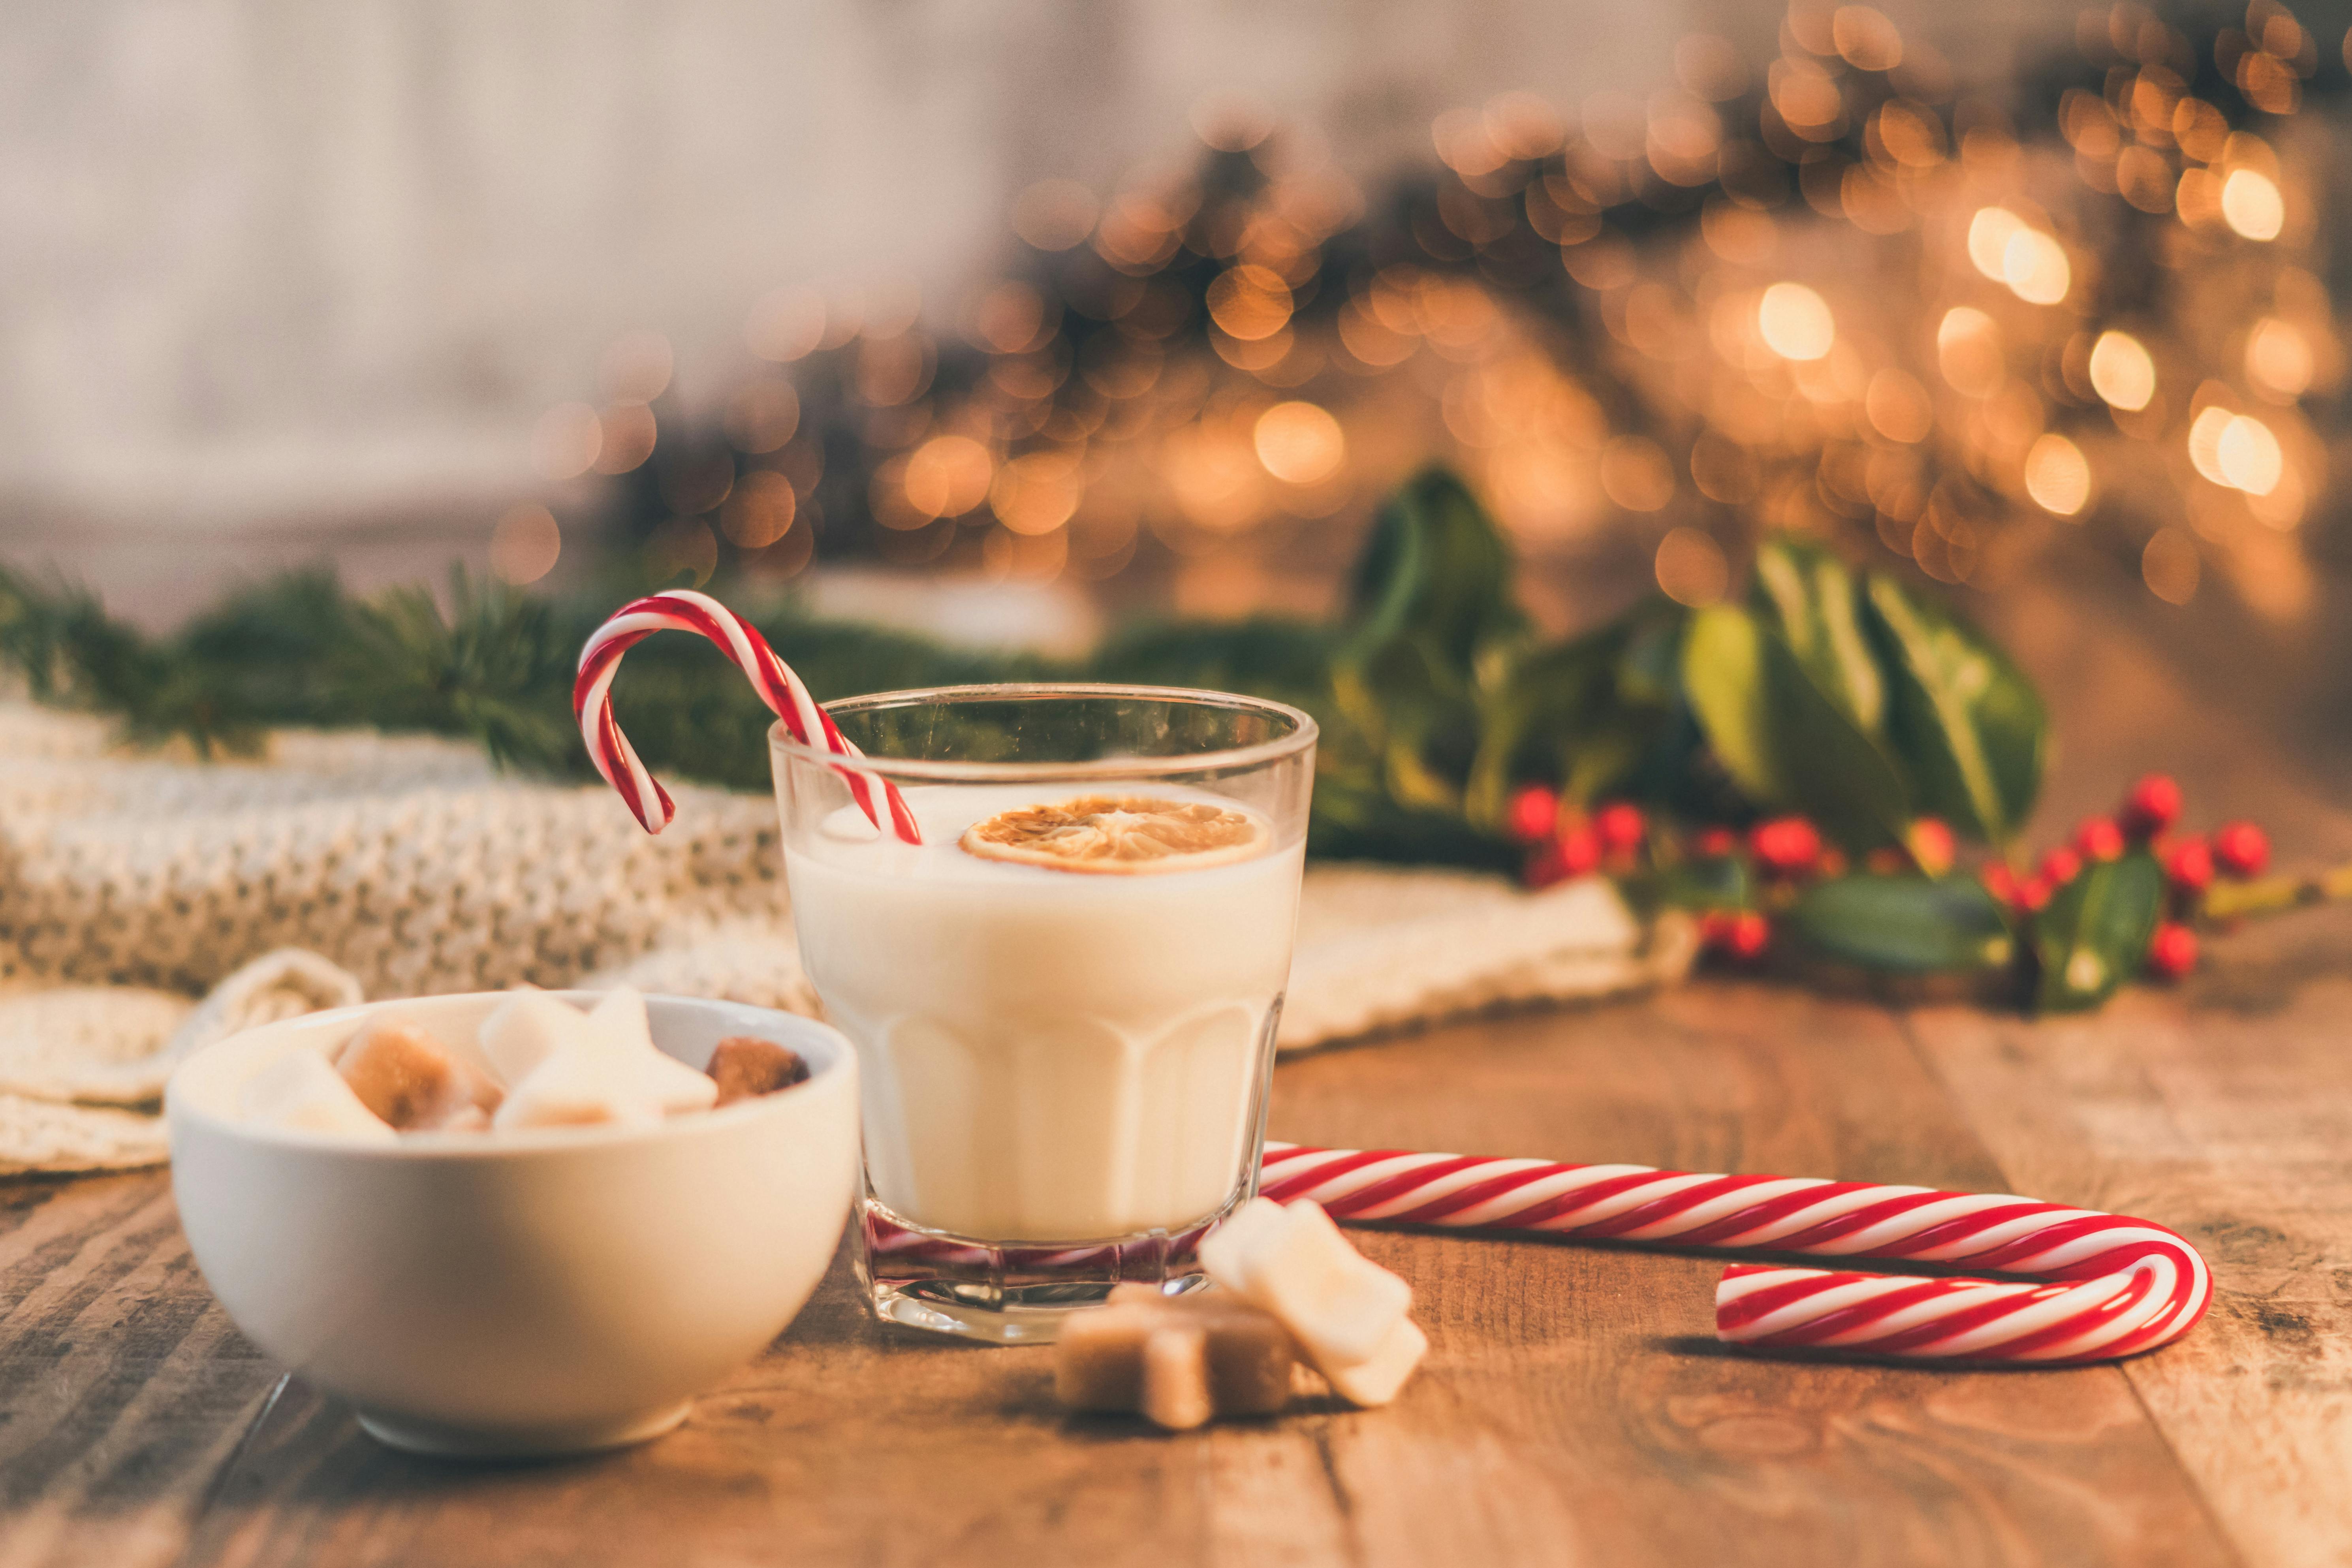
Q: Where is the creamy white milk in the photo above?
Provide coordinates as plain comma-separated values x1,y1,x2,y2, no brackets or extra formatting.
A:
784,785,1301,1242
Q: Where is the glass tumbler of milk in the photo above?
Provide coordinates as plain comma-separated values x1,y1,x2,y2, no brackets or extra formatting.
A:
771,684,1315,1342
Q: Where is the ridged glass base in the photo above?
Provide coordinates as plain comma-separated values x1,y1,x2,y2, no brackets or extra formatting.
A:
855,1197,1235,1344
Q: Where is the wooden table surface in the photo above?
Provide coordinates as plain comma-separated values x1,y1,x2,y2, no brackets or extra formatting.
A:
5,583,2350,1567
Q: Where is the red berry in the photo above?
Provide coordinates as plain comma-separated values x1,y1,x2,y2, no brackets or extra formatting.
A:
2164,835,2214,894
2014,874,2053,913
2075,817,2126,863
2039,846,2082,886
1980,862,2018,903
2146,921,2199,980
1726,911,1771,959
1705,909,1771,960
1594,801,1646,854
2121,774,2183,839
1692,825,1738,857
1907,817,1956,876
1749,816,1823,877
2211,821,2269,878
1505,784,1559,844
1555,823,1602,878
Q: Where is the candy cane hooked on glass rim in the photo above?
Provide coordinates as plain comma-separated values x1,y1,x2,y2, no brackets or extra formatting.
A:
1260,1143,2210,1364
575,590,921,843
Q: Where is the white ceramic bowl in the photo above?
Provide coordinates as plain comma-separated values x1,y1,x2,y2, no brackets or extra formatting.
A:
167,991,859,1459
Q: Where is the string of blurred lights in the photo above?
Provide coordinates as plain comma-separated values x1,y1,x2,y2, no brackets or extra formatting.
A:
521,0,2346,622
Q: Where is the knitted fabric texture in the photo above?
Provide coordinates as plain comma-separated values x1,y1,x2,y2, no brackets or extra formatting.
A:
0,703,1690,1173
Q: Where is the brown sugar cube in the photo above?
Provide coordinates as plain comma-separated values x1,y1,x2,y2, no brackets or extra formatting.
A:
706,1036,810,1105
334,1016,502,1132
1140,1323,1213,1431
1053,1288,1298,1430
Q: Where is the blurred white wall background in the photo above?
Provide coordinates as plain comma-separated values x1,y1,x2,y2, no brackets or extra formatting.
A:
1,0,2055,599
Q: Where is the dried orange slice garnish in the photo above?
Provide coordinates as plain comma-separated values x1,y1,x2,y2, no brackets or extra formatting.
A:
960,795,1269,875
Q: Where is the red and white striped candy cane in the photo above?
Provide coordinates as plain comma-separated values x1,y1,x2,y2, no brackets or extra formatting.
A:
575,590,921,843
1260,1143,2210,1364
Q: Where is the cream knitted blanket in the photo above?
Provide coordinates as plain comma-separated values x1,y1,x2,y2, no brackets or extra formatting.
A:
0,703,1693,1174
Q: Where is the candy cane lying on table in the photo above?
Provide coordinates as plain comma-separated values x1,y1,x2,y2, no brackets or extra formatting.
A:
1260,1143,2210,1365
575,589,921,843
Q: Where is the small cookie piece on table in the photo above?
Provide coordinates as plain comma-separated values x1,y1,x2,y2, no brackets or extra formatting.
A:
1054,1284,1296,1431
707,1036,810,1105
334,1015,502,1131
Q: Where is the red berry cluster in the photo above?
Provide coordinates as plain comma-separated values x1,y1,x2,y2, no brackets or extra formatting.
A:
1507,786,1649,888
1977,774,2269,983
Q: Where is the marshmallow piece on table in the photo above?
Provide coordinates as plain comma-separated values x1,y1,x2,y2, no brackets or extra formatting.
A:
1322,1317,1427,1409
1201,1198,1418,1391
240,1051,399,1144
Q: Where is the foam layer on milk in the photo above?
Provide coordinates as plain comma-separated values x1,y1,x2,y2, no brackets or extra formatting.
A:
786,784,1301,1242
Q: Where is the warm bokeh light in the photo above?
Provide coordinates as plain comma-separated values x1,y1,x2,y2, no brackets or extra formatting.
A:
531,402,602,481
2143,528,2201,604
1206,265,1293,340
1757,283,1834,360
1654,526,1729,605
489,504,562,584
2002,229,2070,305
2187,406,2234,485
592,403,658,475
1253,401,1346,485
2087,331,2156,411
723,381,800,454
2245,318,2314,398
2215,414,2284,495
719,471,796,547
1012,179,1100,251
1829,6,1902,70
1936,308,2004,397
745,286,827,362
2022,434,2090,516
1967,207,2022,280
990,451,1085,534
904,435,995,517
1600,436,1675,511
600,331,674,403
2221,169,2284,241
1865,368,1933,443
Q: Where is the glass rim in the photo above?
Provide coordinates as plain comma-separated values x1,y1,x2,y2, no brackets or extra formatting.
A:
768,682,1319,782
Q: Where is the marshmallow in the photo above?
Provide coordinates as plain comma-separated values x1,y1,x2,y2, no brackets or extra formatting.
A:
334,1015,502,1130
1054,1285,1297,1430
587,989,718,1114
491,1043,662,1132
478,988,714,1119
1201,1198,1414,1377
1321,1316,1427,1408
478,991,595,1086
240,1050,399,1144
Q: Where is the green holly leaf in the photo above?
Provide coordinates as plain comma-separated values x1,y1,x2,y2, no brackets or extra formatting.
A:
1681,603,1909,849
1750,538,1884,735
2032,852,2164,1012
1788,874,2016,974
1343,466,1525,670
1864,575,2045,846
